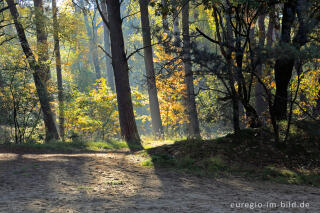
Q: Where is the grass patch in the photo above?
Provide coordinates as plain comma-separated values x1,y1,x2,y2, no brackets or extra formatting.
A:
106,180,125,186
85,140,128,151
77,185,93,190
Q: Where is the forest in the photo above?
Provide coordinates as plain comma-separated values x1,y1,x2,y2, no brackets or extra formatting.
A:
0,0,320,212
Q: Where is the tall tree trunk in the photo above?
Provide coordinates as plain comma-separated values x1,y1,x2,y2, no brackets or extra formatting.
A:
266,5,276,48
182,0,200,138
161,0,169,33
172,0,181,47
80,0,101,79
34,0,51,83
6,0,59,142
138,0,164,137
105,0,142,150
255,15,267,117
161,0,170,52
272,2,296,120
100,0,115,92
224,0,240,134
52,0,64,140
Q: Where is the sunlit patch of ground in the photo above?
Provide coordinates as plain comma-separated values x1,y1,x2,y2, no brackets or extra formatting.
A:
1,152,320,212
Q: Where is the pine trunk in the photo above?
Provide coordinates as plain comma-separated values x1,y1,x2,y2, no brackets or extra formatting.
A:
106,0,142,150
101,0,115,92
255,15,267,117
182,1,200,138
138,0,164,137
52,0,64,140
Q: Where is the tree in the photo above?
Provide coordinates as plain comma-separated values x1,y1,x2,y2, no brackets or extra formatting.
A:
254,15,266,118
172,0,181,47
98,0,142,150
52,0,64,140
100,0,115,92
138,0,163,138
182,0,200,138
6,0,59,142
34,0,51,83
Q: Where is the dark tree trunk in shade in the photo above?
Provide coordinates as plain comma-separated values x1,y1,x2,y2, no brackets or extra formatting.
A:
105,0,142,150
255,15,267,117
100,0,115,92
266,5,276,48
138,0,164,137
6,0,59,142
172,0,181,47
182,1,200,138
52,0,64,140
224,0,240,134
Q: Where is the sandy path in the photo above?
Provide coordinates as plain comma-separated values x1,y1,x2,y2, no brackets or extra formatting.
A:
0,153,319,213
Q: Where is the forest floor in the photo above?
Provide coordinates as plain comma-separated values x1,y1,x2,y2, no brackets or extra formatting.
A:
1,151,320,213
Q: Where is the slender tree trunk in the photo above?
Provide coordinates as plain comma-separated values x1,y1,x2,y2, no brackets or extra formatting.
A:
100,0,115,92
161,0,169,33
34,0,51,83
172,0,181,47
52,0,64,140
266,5,275,48
182,1,200,138
255,15,267,117
6,0,59,142
138,0,164,137
105,0,142,150
160,0,170,52
224,0,240,134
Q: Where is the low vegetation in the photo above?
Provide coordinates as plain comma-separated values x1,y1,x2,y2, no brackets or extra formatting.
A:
140,126,320,186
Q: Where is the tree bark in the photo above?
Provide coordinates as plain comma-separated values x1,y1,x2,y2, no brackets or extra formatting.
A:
52,0,64,140
105,0,142,150
182,0,200,138
161,0,169,33
172,0,181,47
255,15,267,117
266,5,276,48
225,0,240,134
138,0,164,138
6,0,59,142
34,0,51,83
100,0,115,92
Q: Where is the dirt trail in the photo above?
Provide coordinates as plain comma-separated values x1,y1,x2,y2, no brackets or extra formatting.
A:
0,152,319,213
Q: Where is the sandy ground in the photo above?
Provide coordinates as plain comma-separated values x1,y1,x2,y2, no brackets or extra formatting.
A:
0,152,319,213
